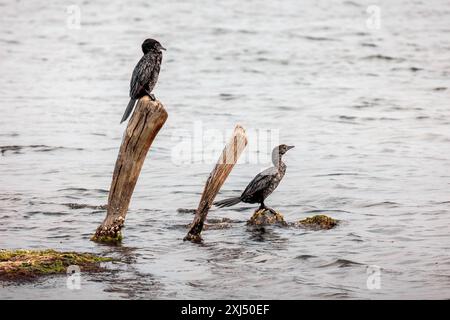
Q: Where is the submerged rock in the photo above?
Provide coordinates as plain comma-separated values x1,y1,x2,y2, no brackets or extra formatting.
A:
0,249,112,281
247,208,287,226
297,215,338,230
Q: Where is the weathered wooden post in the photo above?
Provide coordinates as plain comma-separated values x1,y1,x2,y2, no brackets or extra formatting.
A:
184,125,248,243
92,96,168,243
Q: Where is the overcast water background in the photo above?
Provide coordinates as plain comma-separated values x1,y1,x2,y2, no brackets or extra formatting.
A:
1,0,449,299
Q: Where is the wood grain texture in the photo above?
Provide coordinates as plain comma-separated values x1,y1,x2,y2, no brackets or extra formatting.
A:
92,96,168,243
184,125,247,242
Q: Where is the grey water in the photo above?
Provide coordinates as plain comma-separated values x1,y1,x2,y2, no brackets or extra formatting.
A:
1,0,449,299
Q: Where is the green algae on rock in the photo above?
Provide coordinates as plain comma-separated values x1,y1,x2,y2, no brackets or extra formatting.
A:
297,215,338,230
0,249,112,280
91,233,124,244
91,216,125,244
247,208,288,226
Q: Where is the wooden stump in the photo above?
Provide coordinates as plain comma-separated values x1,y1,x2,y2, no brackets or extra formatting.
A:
184,125,248,243
92,97,168,243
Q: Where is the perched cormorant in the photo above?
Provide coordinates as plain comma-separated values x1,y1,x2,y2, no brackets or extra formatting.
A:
121,38,166,123
214,144,294,213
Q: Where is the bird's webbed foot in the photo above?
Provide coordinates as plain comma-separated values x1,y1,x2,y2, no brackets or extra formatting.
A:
259,204,277,215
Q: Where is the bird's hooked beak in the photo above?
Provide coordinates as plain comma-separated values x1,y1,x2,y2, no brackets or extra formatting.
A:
287,145,295,151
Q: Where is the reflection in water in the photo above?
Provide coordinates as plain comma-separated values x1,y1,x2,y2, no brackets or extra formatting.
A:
247,226,286,244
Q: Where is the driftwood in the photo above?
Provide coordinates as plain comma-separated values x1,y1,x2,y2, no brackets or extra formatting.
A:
184,125,248,242
92,97,168,243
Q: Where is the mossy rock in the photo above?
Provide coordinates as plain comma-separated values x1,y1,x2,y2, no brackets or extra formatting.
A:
297,215,338,230
247,209,287,226
0,249,112,281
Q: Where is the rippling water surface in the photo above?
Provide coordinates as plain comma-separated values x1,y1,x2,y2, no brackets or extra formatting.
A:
1,0,449,299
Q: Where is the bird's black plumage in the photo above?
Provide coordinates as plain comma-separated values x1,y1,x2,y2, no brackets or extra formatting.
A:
121,39,166,123
214,144,294,213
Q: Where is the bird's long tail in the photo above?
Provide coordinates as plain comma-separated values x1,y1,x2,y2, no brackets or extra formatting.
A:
120,98,137,124
214,197,241,208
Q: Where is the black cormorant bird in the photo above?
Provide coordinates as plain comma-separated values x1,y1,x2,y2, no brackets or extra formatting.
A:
214,144,294,213
121,38,166,123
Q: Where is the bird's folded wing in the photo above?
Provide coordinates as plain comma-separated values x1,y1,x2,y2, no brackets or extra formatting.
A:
241,167,277,197
129,54,157,98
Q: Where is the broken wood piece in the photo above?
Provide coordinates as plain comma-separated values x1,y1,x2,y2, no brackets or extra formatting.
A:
92,97,168,243
184,125,248,243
